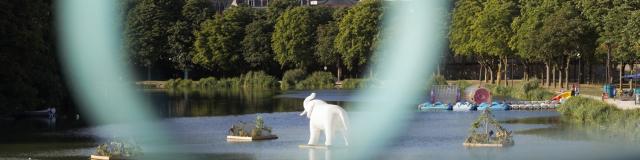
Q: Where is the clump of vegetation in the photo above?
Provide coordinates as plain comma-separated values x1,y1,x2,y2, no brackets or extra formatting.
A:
241,71,278,88
95,137,143,158
465,110,513,145
455,80,472,90
484,79,552,101
295,71,336,89
281,69,307,89
342,78,369,89
557,96,619,123
431,75,448,85
166,71,278,89
229,115,274,137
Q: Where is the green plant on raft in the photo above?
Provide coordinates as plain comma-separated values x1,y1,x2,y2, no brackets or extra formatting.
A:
431,75,448,85
95,137,143,158
229,115,273,137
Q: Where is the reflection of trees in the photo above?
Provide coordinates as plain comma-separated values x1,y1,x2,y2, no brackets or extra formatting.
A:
164,88,281,117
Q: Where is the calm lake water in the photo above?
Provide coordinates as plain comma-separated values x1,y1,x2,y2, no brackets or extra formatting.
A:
1,89,639,160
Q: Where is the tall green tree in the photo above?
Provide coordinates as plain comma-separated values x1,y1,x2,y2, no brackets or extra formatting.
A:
272,7,318,69
0,0,65,112
266,0,299,24
167,0,213,79
473,0,517,86
126,0,182,80
335,0,383,73
450,0,488,82
193,6,254,75
315,21,342,80
539,1,596,88
242,17,275,69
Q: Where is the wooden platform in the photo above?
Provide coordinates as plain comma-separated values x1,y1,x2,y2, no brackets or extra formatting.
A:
298,144,347,150
90,155,133,160
226,135,278,142
463,142,513,147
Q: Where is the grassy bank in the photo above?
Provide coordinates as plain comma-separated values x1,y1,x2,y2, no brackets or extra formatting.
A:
557,96,640,124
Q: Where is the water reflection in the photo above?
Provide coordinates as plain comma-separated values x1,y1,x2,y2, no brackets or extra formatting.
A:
148,89,351,117
308,148,331,160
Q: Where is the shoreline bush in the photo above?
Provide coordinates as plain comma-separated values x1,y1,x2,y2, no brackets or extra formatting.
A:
165,71,277,89
281,69,307,89
295,71,336,89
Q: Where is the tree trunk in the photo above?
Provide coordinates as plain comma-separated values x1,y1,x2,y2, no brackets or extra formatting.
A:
558,64,563,89
620,63,624,92
337,64,342,82
523,63,529,81
488,65,494,84
545,62,550,87
607,45,611,84
504,58,509,86
479,63,484,82
183,69,189,80
629,62,634,91
552,64,556,88
496,60,502,86
565,56,570,89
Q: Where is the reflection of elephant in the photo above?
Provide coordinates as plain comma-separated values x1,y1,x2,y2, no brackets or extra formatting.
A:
300,93,349,146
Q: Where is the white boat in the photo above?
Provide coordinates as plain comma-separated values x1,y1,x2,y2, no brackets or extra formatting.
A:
453,102,475,111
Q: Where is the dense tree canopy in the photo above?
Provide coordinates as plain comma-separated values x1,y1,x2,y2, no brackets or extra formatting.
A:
126,0,182,79
335,0,383,71
0,0,66,112
272,7,317,69
193,6,254,74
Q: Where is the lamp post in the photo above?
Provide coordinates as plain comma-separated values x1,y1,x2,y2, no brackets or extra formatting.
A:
577,53,581,84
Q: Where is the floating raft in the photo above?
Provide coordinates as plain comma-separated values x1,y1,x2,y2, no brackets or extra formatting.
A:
226,135,278,142
298,144,347,150
508,101,560,110
90,155,134,160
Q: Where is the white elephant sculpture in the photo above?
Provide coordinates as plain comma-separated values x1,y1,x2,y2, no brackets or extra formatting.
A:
300,93,350,146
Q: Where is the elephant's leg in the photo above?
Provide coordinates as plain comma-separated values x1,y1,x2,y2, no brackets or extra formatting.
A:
308,126,321,145
324,117,335,146
341,130,349,146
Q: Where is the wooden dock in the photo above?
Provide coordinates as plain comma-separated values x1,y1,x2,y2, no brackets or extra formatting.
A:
507,101,560,110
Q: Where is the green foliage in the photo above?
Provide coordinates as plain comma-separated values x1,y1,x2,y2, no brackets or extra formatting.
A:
296,72,336,89
449,0,483,57
266,0,299,23
242,18,275,68
166,0,213,75
281,69,307,89
557,96,619,123
126,0,181,69
341,79,376,89
0,0,66,113
466,110,513,145
315,22,340,66
167,71,277,89
193,6,254,72
241,71,279,88
484,79,553,101
272,7,317,68
229,115,273,137
336,0,383,70
456,80,472,91
95,137,143,157
433,75,448,85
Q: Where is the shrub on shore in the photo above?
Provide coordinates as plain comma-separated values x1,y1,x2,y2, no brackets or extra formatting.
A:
165,71,277,89
557,96,621,123
281,69,306,89
484,79,552,101
295,71,336,89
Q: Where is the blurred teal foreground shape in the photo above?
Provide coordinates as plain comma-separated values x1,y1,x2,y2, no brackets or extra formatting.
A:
346,1,448,159
57,0,447,159
57,0,170,158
